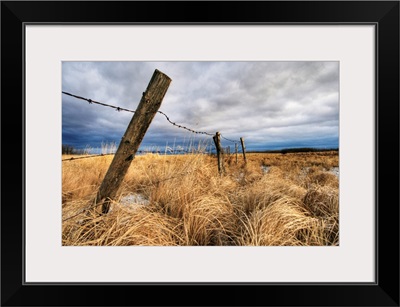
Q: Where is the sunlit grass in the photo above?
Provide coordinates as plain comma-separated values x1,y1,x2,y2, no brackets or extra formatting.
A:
62,151,339,246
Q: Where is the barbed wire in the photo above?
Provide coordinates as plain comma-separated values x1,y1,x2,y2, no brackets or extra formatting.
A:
156,110,214,136
62,92,135,113
62,148,214,162
62,153,114,161
62,91,243,162
220,134,237,143
62,91,215,136
62,200,104,222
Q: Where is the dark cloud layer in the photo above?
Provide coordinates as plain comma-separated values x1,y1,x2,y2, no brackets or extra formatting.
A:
62,61,339,152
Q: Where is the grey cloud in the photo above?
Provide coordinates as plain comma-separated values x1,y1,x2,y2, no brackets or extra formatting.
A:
62,61,339,151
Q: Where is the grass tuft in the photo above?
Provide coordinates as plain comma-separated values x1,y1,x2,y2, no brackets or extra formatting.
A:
62,151,339,246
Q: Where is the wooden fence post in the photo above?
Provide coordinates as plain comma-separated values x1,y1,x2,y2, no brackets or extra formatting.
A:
96,69,172,214
213,132,225,175
240,137,247,164
235,143,238,164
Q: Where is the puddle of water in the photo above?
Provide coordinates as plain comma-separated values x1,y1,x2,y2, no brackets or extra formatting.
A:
330,167,339,178
260,165,339,178
120,193,150,209
261,166,270,174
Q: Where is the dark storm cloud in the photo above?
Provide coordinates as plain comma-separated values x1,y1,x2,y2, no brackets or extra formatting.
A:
62,61,339,151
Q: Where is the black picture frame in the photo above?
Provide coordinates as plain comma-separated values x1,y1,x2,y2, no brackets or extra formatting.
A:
1,1,399,306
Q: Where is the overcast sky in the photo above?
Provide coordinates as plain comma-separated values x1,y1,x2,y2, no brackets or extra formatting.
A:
62,61,339,153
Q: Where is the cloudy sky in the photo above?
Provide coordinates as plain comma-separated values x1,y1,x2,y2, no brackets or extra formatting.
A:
62,61,339,153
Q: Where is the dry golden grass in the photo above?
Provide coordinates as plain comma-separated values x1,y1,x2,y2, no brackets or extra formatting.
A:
62,151,339,246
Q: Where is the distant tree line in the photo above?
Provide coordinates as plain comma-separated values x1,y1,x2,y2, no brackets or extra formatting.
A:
62,144,87,155
249,147,339,154
279,147,338,154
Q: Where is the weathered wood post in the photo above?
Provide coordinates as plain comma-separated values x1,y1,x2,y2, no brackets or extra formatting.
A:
235,142,238,164
240,137,247,164
213,132,225,175
96,69,172,214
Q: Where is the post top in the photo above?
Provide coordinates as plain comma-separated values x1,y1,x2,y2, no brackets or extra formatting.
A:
154,69,172,81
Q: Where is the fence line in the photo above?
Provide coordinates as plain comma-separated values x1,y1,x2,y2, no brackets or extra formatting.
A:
63,91,215,137
62,91,243,162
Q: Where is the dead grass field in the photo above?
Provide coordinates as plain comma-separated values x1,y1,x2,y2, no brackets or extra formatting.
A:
62,151,339,246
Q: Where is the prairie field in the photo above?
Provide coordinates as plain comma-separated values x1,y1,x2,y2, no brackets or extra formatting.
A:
62,151,339,246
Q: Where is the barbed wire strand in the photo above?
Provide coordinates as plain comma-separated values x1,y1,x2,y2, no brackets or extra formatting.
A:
62,148,214,162
62,92,135,113
62,201,104,222
62,153,114,161
220,134,237,143
156,110,214,136
62,91,243,161
62,91,214,136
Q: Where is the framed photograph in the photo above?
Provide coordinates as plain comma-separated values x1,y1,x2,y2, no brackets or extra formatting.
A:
2,1,399,306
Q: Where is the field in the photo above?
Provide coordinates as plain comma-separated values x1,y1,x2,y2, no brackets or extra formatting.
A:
62,151,339,246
